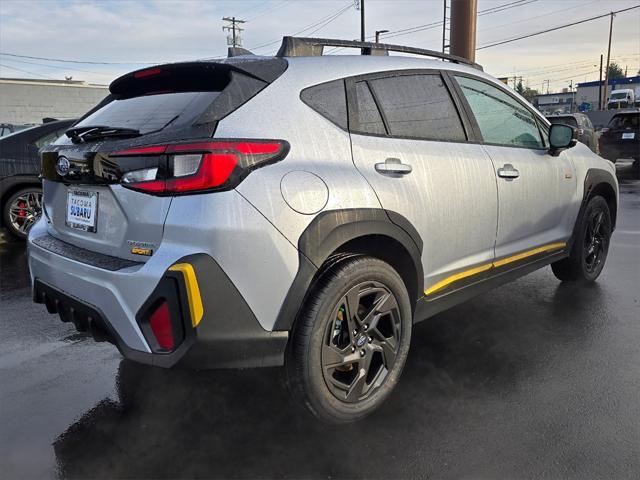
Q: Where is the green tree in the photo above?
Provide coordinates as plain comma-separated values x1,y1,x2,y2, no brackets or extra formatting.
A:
515,79,525,95
607,62,625,79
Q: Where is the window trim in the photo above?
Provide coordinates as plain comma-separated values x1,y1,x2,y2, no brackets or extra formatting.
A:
449,71,551,151
345,68,475,143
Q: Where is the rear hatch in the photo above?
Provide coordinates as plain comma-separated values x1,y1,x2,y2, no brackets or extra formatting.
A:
40,58,287,261
601,112,639,152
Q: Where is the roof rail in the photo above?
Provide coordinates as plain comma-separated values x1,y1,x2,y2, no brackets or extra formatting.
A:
275,36,482,70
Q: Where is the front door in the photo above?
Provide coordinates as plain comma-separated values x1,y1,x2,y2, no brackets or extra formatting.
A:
347,71,499,297
453,75,579,262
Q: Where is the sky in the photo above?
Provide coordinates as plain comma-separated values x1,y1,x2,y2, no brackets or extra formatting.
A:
0,0,639,93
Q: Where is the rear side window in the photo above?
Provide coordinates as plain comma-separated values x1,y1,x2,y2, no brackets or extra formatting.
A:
300,79,348,130
354,81,386,135
368,74,466,141
455,76,544,149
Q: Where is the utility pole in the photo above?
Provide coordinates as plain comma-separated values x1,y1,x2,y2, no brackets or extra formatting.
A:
450,0,477,62
442,0,448,54
222,16,246,48
375,29,389,43
598,54,603,110
356,0,365,42
603,12,615,108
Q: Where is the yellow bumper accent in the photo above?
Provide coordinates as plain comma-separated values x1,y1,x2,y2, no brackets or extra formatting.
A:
425,242,567,296
168,263,204,327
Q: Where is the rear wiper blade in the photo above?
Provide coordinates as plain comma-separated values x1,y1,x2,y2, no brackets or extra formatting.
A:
66,125,141,143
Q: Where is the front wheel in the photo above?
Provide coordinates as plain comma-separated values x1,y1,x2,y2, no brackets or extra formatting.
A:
551,195,612,282
286,256,412,423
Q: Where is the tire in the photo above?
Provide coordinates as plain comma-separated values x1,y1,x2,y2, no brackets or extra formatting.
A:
2,187,43,240
551,195,612,282
286,256,412,423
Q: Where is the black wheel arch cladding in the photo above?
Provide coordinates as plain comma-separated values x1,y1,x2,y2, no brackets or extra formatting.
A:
274,208,424,331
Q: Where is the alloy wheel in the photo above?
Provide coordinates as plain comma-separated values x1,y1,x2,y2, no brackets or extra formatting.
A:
583,208,609,274
321,281,402,403
8,190,42,235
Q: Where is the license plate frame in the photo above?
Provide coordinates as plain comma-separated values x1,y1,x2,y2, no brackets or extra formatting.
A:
66,189,99,233
621,132,635,140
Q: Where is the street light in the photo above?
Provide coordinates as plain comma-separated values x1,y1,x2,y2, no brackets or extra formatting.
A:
375,29,389,43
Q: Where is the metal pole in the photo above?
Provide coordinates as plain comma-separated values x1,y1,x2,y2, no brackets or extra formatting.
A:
603,12,614,109
450,0,477,62
232,16,236,47
375,30,389,43
598,54,603,110
360,0,365,42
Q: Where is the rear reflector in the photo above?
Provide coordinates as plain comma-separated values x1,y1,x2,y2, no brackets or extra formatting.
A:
149,300,174,350
115,139,289,195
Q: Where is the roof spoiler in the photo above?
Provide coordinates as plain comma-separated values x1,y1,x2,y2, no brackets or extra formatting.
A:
275,36,483,70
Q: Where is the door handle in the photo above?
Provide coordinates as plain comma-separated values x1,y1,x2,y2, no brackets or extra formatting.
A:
497,164,520,179
375,158,412,175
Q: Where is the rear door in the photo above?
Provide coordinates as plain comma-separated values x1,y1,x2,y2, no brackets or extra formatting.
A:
347,71,498,296
451,74,577,261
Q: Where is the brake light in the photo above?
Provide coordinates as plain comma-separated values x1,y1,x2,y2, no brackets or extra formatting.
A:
134,67,162,79
114,140,288,195
149,300,173,350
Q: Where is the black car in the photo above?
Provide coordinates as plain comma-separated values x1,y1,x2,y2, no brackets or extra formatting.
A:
546,113,598,153
599,110,640,177
0,119,75,239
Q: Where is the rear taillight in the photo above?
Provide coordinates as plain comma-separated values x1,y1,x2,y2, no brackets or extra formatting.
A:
113,140,289,195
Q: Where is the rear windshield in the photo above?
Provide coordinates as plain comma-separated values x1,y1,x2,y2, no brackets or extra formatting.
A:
609,113,639,129
548,116,578,128
72,91,220,135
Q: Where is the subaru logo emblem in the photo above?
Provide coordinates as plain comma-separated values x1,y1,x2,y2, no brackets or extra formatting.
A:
356,334,367,347
56,156,70,177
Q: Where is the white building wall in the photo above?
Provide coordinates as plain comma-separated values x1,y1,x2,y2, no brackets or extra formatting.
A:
0,80,108,124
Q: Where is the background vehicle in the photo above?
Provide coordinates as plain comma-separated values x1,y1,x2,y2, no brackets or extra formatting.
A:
0,123,31,137
0,119,75,239
607,88,635,109
29,37,618,423
547,113,598,153
599,110,640,178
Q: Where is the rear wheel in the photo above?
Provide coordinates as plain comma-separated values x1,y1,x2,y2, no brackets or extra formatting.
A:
2,187,43,240
286,256,412,423
551,195,611,282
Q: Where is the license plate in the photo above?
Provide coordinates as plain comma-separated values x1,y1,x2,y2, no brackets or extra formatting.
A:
622,132,635,139
66,190,98,233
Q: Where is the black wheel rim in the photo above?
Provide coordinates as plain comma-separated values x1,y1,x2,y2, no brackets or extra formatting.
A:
321,281,402,403
583,208,609,274
8,191,42,235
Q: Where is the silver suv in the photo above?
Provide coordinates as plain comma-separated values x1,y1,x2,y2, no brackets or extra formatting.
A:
29,38,618,423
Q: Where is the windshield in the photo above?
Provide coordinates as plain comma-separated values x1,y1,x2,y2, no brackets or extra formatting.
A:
610,92,628,100
72,91,220,135
548,117,578,128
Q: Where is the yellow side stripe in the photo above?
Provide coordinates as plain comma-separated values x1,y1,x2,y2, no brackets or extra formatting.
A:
168,263,204,327
425,242,567,296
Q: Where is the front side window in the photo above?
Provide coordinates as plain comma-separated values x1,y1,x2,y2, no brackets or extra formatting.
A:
455,76,544,149
368,74,466,141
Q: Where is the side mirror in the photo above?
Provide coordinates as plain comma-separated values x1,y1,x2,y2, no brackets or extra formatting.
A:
549,123,577,156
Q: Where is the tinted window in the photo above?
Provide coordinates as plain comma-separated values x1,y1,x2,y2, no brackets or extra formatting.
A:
34,129,66,149
367,74,466,141
301,79,348,130
609,113,639,129
455,76,544,148
74,91,219,135
548,116,578,128
354,81,386,135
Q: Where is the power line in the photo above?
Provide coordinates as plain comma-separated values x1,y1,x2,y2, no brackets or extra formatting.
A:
0,62,56,79
477,5,640,50
0,55,118,77
0,52,156,66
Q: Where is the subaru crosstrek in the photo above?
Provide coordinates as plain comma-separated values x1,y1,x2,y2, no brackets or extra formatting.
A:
29,37,618,423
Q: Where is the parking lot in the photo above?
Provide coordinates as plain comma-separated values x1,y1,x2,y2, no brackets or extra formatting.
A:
1,164,639,479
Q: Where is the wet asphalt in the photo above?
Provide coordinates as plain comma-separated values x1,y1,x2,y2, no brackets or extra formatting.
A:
1,167,639,479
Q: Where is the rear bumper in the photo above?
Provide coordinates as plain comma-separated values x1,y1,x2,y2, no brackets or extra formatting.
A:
599,142,640,161
28,224,288,368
